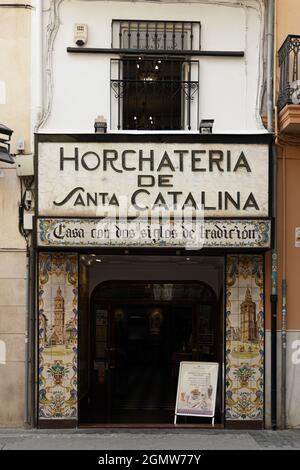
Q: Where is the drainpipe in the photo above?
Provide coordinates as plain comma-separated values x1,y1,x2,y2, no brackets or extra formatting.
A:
281,146,287,430
35,0,43,128
270,146,278,431
29,245,36,427
267,1,275,133
24,245,36,427
266,0,278,431
24,246,30,427
25,0,43,427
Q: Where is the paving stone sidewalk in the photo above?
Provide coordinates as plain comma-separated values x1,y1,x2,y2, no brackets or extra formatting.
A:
0,429,299,450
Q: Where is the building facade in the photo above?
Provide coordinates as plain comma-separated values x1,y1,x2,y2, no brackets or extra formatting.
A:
4,0,300,430
0,1,33,427
276,0,300,429
34,0,272,429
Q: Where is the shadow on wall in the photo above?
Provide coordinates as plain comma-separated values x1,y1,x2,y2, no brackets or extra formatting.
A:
0,340,6,364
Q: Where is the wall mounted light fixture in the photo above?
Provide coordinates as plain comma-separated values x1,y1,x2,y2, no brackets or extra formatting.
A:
199,119,214,134
94,115,107,134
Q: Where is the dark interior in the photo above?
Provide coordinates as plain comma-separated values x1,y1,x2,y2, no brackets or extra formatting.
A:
79,281,223,425
122,58,183,130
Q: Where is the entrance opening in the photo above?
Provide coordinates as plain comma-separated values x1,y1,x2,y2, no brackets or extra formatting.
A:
79,255,224,426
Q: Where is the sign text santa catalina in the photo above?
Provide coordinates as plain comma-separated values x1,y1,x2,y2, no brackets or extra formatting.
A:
38,142,269,217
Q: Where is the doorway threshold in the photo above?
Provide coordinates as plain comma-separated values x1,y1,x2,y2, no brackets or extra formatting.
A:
79,423,225,429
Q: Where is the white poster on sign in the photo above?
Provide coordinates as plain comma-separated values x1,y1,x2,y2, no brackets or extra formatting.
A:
174,362,219,425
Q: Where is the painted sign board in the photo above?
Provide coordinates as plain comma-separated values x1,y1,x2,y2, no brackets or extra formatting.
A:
37,218,272,249
174,362,219,424
38,142,269,218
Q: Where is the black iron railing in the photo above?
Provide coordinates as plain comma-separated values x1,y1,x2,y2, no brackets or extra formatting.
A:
278,35,300,111
110,58,199,130
111,20,201,52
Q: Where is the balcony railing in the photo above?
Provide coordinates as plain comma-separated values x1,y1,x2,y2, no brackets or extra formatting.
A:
278,35,300,111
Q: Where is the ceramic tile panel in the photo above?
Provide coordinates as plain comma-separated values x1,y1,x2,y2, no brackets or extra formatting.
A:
226,255,264,422
38,253,78,420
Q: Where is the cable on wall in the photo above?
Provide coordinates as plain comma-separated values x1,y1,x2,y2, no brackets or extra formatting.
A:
35,0,64,131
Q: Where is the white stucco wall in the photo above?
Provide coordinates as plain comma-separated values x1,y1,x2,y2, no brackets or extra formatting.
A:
40,0,266,133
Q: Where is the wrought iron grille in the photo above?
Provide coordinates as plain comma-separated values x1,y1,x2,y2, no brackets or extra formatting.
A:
110,58,199,130
111,20,201,52
278,35,300,110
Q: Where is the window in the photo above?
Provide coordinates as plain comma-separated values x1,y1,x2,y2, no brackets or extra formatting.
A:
110,20,200,131
111,57,199,130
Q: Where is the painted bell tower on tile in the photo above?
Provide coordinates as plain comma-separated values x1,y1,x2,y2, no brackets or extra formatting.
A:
50,287,65,346
241,288,258,342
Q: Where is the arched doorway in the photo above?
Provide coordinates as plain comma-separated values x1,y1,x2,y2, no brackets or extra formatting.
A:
79,280,223,425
